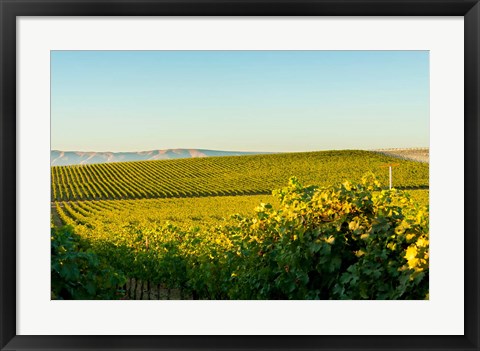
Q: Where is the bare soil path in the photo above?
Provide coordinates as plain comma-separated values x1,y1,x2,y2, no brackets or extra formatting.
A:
50,205,63,227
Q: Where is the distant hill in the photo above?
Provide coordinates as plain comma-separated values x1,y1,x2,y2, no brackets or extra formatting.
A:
371,148,429,163
51,149,268,166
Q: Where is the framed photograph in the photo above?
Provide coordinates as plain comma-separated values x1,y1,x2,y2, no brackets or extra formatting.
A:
1,0,479,350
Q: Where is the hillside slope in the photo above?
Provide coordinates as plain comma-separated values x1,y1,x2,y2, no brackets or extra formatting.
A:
51,150,429,201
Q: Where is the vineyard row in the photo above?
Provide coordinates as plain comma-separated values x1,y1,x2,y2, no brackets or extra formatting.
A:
51,150,429,202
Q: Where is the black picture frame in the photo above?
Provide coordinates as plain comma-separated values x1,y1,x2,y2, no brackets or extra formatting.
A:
1,1,479,350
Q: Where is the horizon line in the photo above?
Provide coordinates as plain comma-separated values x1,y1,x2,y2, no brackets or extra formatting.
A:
50,146,430,154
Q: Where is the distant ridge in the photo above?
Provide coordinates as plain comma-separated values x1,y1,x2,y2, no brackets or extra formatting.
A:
51,148,270,166
370,147,429,164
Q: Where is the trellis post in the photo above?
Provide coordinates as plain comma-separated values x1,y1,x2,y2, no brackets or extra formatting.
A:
380,163,400,189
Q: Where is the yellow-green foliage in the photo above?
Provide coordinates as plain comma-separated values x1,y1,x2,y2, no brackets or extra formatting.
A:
405,189,429,207
229,174,429,299
51,226,126,300
54,194,278,229
51,150,429,201
54,175,428,300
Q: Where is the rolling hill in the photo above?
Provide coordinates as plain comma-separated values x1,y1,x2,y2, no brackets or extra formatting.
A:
51,150,429,201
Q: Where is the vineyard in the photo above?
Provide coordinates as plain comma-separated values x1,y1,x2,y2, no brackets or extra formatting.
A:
51,175,429,300
52,190,429,231
50,150,429,300
52,194,278,229
51,150,429,201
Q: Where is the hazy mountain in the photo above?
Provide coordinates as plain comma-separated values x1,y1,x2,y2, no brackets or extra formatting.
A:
51,149,268,166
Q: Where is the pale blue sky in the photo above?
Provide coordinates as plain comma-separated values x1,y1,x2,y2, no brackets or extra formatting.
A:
51,51,429,152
